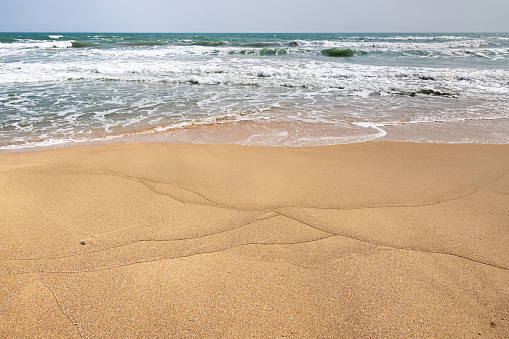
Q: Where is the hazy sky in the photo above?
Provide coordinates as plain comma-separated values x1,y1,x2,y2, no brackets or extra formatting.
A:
1,0,508,33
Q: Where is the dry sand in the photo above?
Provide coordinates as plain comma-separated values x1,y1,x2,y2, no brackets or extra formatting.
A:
0,141,508,338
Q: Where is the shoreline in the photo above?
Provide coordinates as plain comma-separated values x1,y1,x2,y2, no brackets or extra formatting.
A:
1,141,508,337
2,116,509,154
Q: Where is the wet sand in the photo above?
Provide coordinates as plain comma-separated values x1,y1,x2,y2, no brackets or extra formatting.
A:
1,141,508,337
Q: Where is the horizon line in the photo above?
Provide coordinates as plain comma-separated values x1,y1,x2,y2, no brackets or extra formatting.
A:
2,31,508,34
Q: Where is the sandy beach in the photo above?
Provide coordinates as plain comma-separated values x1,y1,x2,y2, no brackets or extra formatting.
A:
1,141,508,337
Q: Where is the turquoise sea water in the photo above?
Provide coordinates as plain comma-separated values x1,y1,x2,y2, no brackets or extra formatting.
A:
1,33,508,150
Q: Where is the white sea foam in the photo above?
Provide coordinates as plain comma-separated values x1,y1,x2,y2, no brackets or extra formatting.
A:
11,59,507,103
352,122,387,138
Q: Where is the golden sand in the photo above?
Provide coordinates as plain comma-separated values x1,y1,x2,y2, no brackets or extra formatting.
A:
1,142,508,337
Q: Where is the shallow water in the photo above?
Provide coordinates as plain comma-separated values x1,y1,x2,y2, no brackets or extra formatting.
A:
1,32,508,151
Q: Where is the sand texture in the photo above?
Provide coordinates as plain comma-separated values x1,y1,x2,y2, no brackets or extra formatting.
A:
1,142,508,338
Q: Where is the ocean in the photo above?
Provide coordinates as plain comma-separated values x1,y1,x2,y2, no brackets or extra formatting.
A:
0,32,508,151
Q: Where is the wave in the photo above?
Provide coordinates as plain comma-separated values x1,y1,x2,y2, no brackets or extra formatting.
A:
192,41,229,47
0,37,18,43
238,42,284,48
260,48,287,56
399,48,509,60
121,41,169,47
284,38,499,51
227,48,289,56
321,48,358,57
2,35,507,64
71,41,97,48
0,39,74,49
